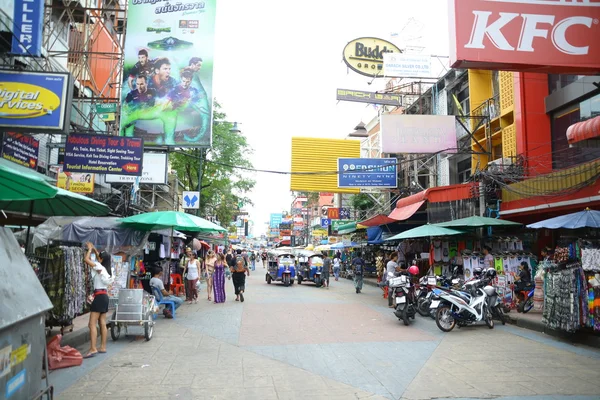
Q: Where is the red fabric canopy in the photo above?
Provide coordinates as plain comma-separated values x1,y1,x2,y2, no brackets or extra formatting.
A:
389,200,425,221
566,116,600,145
388,183,475,221
358,214,398,227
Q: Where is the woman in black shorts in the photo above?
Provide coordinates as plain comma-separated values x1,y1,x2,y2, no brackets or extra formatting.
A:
83,242,112,358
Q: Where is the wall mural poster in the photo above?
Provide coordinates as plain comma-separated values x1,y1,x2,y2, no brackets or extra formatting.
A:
119,0,216,147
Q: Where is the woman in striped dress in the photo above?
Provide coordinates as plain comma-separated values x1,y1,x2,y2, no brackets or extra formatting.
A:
213,253,227,303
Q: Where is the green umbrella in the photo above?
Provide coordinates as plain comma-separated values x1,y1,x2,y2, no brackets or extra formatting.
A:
118,211,227,233
385,224,464,241
0,158,58,201
435,215,521,228
0,187,111,217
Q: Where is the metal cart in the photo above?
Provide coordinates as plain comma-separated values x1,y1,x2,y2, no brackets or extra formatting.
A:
109,289,156,341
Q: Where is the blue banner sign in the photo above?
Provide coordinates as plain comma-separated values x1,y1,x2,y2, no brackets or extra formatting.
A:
0,70,71,133
270,213,282,228
64,134,144,176
320,218,331,228
12,0,44,57
338,158,397,188
1,132,39,169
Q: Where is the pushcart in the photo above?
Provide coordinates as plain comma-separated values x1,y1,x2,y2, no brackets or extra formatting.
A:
109,289,156,341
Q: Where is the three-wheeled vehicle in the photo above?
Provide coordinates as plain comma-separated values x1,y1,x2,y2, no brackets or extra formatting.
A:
297,252,325,287
265,251,296,286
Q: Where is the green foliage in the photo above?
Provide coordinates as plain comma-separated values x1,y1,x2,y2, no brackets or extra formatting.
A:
169,101,255,225
351,193,375,210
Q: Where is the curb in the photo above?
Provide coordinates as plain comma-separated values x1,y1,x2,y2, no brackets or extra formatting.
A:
47,324,108,350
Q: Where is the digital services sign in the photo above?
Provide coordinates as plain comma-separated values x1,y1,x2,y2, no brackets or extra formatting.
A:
338,158,398,188
0,70,72,133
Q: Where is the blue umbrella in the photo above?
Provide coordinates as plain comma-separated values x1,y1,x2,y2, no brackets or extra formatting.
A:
526,208,600,229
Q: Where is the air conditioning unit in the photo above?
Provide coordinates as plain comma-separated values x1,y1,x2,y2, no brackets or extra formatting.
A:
487,158,513,173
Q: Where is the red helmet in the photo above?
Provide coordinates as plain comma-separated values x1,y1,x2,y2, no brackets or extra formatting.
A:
408,265,419,276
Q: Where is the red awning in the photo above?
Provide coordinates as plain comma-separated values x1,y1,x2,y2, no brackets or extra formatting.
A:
388,183,475,221
566,116,600,145
358,214,398,227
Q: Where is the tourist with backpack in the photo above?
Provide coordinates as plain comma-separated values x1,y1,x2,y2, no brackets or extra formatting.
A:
230,249,250,302
351,252,365,294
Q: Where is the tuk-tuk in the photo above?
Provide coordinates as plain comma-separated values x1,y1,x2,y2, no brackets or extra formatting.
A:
266,251,296,286
297,252,325,287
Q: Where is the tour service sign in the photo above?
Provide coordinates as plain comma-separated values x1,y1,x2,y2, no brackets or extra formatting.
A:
63,134,143,176
119,0,216,147
342,37,401,77
448,0,600,74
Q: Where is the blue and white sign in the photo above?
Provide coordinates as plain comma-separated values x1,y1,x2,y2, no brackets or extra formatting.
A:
12,0,45,57
338,158,397,188
270,213,283,228
320,218,331,228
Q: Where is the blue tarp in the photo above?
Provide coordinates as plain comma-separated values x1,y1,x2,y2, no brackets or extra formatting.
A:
367,226,383,244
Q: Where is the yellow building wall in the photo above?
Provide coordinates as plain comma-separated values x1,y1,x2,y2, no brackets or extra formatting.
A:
291,137,360,194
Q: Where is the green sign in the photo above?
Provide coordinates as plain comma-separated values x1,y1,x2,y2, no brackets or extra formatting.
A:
96,103,117,113
331,219,354,231
98,113,115,122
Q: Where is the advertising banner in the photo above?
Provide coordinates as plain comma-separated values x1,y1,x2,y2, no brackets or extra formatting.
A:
119,0,216,147
105,153,168,184
327,208,340,220
64,134,143,176
338,158,397,188
383,54,432,78
1,132,39,169
270,213,283,228
336,89,401,106
182,191,199,209
331,219,354,232
12,0,44,57
342,37,401,77
339,207,351,220
56,166,95,193
381,115,457,154
448,0,600,74
0,70,71,133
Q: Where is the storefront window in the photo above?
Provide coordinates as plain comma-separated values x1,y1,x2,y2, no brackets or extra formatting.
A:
548,74,583,94
457,159,471,183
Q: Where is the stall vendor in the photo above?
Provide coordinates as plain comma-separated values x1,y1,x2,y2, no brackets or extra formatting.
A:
150,267,183,318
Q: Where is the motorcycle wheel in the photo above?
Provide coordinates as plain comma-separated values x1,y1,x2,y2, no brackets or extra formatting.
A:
283,275,290,287
485,308,494,329
521,298,534,314
417,298,431,317
315,277,322,287
266,275,272,284
435,306,456,332
494,306,507,325
400,304,410,326
298,276,302,285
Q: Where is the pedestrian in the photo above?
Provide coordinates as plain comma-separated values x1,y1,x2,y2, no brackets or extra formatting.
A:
83,242,113,358
205,250,217,301
225,247,235,269
250,251,256,271
376,252,384,284
261,251,267,268
322,254,331,287
183,249,200,304
150,267,183,318
386,253,399,307
351,252,365,294
333,253,341,280
179,246,194,300
483,246,494,269
230,249,250,302
213,253,227,303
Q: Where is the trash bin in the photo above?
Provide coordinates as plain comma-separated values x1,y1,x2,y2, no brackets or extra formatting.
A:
0,227,54,400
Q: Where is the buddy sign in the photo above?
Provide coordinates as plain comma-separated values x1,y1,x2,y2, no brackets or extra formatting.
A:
342,37,401,77
448,0,600,74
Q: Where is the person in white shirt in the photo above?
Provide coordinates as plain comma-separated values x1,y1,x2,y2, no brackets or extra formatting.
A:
183,249,201,304
333,256,341,280
83,242,112,359
150,267,183,318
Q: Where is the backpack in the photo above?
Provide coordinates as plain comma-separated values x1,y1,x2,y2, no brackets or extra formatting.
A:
236,255,245,269
250,253,255,261
353,259,363,275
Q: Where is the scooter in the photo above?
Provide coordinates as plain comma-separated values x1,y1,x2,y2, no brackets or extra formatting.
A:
389,274,417,326
517,286,535,313
434,278,496,332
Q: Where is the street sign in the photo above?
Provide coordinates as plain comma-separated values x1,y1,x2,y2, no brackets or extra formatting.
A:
96,103,118,113
98,113,115,122
339,208,351,220
320,218,331,228
338,158,397,188
182,191,200,209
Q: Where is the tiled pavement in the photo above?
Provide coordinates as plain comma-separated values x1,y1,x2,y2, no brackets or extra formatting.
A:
51,271,600,399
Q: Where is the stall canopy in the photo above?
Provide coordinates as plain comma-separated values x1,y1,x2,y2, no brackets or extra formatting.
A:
566,115,600,145
0,158,58,201
0,187,110,217
367,226,384,244
386,224,464,241
119,211,227,233
526,208,600,229
436,215,521,228
389,183,475,221
337,221,367,235
62,217,148,254
358,214,397,227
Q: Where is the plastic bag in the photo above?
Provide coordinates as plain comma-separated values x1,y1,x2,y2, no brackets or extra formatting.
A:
47,335,83,370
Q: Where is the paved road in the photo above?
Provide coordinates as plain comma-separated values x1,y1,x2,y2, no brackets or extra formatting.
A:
52,270,600,400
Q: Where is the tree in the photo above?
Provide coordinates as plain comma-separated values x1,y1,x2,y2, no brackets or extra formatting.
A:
169,101,255,225
351,193,375,220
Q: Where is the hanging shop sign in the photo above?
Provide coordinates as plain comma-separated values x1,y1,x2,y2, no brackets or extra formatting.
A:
119,0,216,147
383,54,432,78
56,166,95,194
105,153,167,184
64,134,143,176
327,208,340,220
342,37,402,78
448,0,600,74
1,132,39,169
339,207,351,220
381,114,457,154
182,191,200,209
336,89,402,106
0,70,72,133
338,158,398,188
12,0,44,57
331,219,354,232
320,218,331,228
269,213,283,228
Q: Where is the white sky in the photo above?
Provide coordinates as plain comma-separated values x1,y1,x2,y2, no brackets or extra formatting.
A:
212,0,450,235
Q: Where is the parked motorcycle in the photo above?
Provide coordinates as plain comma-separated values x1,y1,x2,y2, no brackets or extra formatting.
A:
517,286,535,313
389,266,420,326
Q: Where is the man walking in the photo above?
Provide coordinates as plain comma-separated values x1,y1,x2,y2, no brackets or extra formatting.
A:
322,254,331,288
351,252,365,294
230,249,250,302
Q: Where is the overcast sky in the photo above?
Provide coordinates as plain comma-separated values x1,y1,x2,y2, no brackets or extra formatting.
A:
211,0,450,235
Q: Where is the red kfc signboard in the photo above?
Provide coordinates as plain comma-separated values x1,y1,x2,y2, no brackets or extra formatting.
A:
448,0,600,74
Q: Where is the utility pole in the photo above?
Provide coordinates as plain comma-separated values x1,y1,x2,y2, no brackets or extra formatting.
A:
196,148,205,217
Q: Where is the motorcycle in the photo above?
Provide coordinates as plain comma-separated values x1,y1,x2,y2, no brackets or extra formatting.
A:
434,277,496,332
389,274,417,326
517,286,535,313
418,274,465,318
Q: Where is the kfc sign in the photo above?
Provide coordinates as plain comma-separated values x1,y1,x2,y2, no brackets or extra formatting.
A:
449,0,600,74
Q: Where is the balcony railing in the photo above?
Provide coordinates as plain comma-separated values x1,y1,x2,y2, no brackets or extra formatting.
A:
472,95,500,120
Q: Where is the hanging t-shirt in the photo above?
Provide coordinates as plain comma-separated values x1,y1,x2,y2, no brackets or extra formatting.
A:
516,240,524,251
442,241,450,263
159,244,166,259
434,264,443,276
433,240,443,262
449,241,458,258
494,257,504,273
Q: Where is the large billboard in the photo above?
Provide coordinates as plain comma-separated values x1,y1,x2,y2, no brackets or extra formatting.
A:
381,115,457,154
342,37,401,78
448,0,600,74
338,158,398,188
291,137,360,194
0,70,71,133
119,0,216,147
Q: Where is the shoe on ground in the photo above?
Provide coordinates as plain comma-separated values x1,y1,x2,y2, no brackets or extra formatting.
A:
240,293,244,302
163,309,173,319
